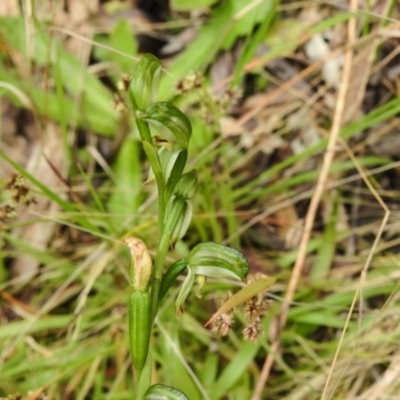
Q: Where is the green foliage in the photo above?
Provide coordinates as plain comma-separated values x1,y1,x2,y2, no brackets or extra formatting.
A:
171,0,218,11
0,17,118,135
158,0,277,99
211,341,259,400
107,139,143,226
109,19,138,74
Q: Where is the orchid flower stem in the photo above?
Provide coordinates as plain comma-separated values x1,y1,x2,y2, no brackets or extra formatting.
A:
150,196,186,320
135,118,166,235
150,230,171,321
134,118,170,321
127,54,249,400
135,117,152,143
127,53,196,399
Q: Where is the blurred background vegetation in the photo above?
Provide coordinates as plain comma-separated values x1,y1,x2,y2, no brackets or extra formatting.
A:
1,0,400,399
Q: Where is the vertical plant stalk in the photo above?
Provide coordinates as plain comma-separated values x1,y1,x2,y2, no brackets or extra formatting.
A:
127,54,250,400
134,118,169,319
135,118,166,231
150,230,171,320
150,195,186,319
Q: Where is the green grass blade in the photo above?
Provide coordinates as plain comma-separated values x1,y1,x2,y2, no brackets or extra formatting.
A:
211,340,259,400
0,150,96,231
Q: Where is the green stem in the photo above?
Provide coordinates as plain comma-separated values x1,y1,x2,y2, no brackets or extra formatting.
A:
149,195,186,320
150,230,171,321
134,117,169,393
136,119,167,235
135,117,152,143
150,196,186,317
134,113,189,395
135,118,172,320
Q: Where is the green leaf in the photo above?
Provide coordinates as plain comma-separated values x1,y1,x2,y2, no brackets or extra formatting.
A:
109,19,138,73
107,139,142,224
143,102,192,150
0,316,72,340
171,0,218,11
129,53,162,111
161,149,182,183
231,1,276,86
144,384,189,400
158,0,272,99
310,194,338,283
0,17,118,135
211,341,259,400
146,147,181,185
137,355,153,400
221,0,272,50
165,150,188,199
0,150,96,232
291,312,349,329
159,258,188,301
158,5,232,99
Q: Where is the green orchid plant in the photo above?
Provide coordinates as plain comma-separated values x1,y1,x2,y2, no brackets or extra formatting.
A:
124,54,250,399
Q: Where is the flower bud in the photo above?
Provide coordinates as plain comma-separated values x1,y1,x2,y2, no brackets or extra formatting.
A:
144,384,188,400
170,199,192,248
187,242,249,281
163,195,185,236
124,237,153,291
174,170,198,200
142,102,192,150
129,54,162,111
174,242,249,314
